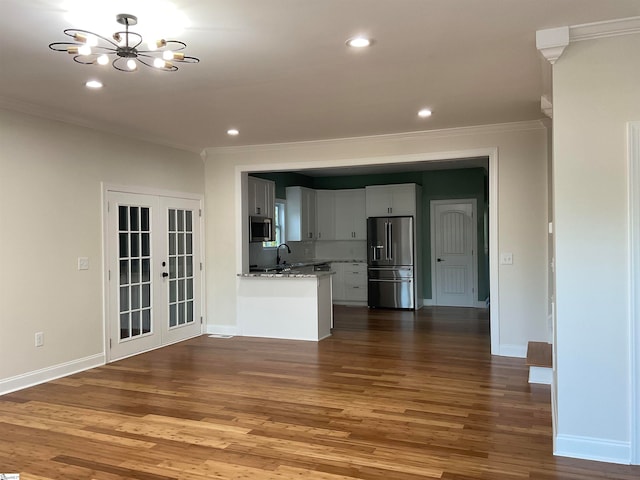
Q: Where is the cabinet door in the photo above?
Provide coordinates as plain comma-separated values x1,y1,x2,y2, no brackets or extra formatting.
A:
302,188,317,240
365,185,393,217
285,186,316,241
390,184,416,216
335,189,366,240
351,190,367,239
316,190,335,240
248,177,275,217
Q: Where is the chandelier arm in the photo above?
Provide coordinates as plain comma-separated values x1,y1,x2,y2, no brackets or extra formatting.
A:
113,30,143,49
112,57,135,72
49,43,118,57
63,28,120,48
136,56,179,71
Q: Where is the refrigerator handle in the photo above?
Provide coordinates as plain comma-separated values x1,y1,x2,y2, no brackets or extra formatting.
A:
388,222,393,261
384,222,389,260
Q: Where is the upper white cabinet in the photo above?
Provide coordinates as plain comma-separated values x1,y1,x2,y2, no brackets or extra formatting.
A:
334,189,366,240
248,176,275,218
286,186,317,241
365,183,418,217
315,190,336,241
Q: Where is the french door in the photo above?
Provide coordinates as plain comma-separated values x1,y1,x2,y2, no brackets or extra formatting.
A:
106,191,202,361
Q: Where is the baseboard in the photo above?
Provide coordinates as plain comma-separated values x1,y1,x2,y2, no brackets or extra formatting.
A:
0,353,105,396
555,434,631,465
421,299,487,308
498,344,527,358
529,366,553,384
206,324,240,336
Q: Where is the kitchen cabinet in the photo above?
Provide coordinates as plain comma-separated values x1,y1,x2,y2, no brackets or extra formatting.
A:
334,189,366,240
286,186,316,241
365,183,418,217
315,190,335,240
248,176,275,218
331,262,367,305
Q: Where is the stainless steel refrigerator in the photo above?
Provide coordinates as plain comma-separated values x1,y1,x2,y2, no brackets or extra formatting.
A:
367,216,416,309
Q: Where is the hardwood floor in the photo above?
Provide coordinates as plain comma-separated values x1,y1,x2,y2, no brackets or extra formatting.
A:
1,306,639,479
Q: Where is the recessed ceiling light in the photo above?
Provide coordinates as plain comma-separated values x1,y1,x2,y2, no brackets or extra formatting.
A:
418,108,432,118
346,36,372,48
85,80,103,89
227,128,239,136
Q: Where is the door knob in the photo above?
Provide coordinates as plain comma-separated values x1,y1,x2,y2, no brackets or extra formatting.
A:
437,258,444,262
162,272,169,277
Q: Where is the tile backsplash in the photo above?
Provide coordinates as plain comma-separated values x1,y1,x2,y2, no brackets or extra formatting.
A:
249,240,366,267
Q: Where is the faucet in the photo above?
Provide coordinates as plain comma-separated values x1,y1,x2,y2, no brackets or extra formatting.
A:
276,243,291,265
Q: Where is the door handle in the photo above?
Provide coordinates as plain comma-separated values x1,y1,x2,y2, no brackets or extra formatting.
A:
437,258,444,262
162,272,169,277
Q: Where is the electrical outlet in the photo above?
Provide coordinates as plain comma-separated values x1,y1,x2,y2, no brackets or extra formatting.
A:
35,332,44,347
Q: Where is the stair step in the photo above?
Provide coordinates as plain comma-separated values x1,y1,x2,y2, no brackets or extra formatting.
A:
526,341,552,368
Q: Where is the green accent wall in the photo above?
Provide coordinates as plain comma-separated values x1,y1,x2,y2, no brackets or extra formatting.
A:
250,167,489,302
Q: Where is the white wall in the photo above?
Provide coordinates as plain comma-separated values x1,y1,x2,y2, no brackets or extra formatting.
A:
203,121,549,352
0,109,204,386
553,33,640,463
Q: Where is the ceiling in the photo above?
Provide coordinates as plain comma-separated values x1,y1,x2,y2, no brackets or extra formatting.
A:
1,1,639,153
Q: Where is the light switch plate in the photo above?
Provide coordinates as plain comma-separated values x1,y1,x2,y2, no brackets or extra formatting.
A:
500,253,513,265
78,257,89,270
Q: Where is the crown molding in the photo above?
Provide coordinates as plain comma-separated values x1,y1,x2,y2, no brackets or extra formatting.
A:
537,17,640,65
570,16,640,42
0,96,203,154
536,26,569,65
204,120,547,156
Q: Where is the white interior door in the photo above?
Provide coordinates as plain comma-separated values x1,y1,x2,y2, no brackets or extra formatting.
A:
106,191,202,361
432,200,476,307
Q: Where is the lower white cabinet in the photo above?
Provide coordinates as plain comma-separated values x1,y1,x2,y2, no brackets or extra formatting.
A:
332,262,367,304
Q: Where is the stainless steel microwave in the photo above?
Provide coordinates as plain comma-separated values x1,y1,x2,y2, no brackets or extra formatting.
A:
249,216,273,242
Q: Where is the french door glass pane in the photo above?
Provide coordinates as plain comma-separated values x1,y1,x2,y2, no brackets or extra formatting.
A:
118,205,152,341
168,208,195,328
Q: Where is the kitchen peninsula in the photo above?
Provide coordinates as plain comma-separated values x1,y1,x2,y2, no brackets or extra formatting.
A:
237,269,333,341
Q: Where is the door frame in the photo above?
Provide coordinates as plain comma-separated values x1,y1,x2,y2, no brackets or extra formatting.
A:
430,198,479,307
628,121,640,464
101,183,205,363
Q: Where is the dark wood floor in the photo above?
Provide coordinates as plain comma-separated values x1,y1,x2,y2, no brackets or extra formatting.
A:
1,306,639,479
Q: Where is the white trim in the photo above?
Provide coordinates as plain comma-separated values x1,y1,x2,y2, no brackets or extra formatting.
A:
422,298,435,306
488,150,499,355
0,353,104,396
536,17,640,66
430,198,478,308
628,121,640,464
210,121,544,156
498,344,527,359
528,366,552,385
536,27,569,65
206,324,241,336
570,16,640,43
234,146,502,357
555,434,631,465
0,96,202,153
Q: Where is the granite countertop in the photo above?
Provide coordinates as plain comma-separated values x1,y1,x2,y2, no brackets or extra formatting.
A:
238,271,335,279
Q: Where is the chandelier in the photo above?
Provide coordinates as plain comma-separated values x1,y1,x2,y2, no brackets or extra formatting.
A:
48,13,199,72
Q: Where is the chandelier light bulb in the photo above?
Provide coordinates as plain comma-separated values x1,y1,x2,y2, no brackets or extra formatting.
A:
97,54,109,65
227,129,239,136
162,50,174,61
78,45,92,56
418,108,432,118
346,36,372,48
127,59,137,70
